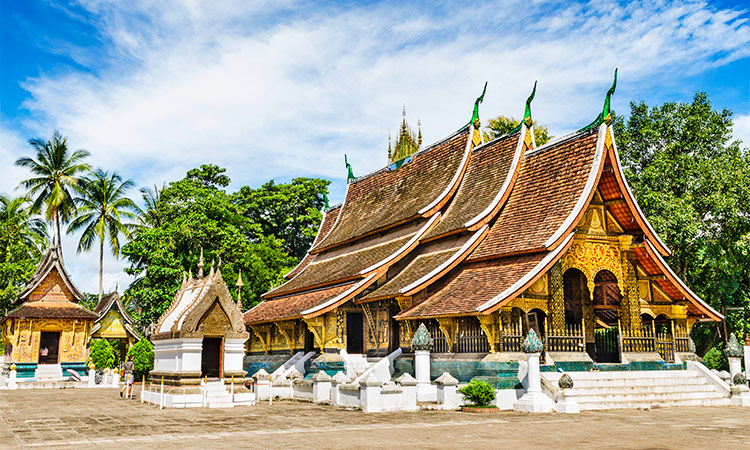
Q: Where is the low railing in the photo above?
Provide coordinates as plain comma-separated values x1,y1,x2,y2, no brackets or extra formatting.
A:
498,322,523,352
425,320,450,353
545,321,586,353
673,325,691,354
655,331,675,363
620,321,656,353
454,318,490,353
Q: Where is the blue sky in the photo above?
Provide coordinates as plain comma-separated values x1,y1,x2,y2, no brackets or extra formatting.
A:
1,0,749,294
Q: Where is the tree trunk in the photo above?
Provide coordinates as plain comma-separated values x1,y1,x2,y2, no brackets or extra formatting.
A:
99,239,104,301
55,212,62,251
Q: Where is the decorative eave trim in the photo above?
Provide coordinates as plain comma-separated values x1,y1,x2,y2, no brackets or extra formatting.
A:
476,233,575,313
607,125,671,256
465,127,527,230
400,225,489,296
643,239,722,321
358,213,441,275
543,123,607,250
418,124,475,216
301,272,380,318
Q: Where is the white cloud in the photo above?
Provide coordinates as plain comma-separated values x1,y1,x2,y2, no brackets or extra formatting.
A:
734,113,750,149
5,0,750,293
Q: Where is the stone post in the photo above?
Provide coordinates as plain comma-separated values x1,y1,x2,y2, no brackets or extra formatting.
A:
553,373,579,414
359,373,382,413
112,368,120,387
514,329,554,413
725,333,743,380
312,371,332,404
411,323,433,402
253,369,271,401
8,364,18,390
744,337,750,381
88,370,96,387
330,371,351,407
395,373,417,411
435,372,459,410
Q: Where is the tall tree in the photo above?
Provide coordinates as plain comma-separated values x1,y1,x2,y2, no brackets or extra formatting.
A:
15,131,91,248
482,115,551,145
614,92,750,351
136,184,165,229
122,165,296,328
0,195,48,313
67,169,138,300
233,178,330,259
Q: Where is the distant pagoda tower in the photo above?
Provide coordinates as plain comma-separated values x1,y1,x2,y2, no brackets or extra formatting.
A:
388,106,422,165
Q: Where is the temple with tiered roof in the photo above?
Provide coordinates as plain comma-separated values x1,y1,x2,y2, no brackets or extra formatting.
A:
243,74,721,369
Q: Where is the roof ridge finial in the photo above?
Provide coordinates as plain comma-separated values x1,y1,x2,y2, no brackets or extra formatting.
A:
181,271,187,287
235,270,244,310
197,247,205,278
402,104,406,118
417,119,422,148
523,80,537,126
209,259,215,277
345,154,355,183
602,68,617,125
188,269,193,282
470,81,488,128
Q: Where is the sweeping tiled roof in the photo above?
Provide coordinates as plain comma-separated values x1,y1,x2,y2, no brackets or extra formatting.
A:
15,243,83,303
92,292,142,340
244,282,356,323
284,204,342,280
312,128,471,252
468,129,599,260
1,302,98,322
395,253,549,319
425,131,520,239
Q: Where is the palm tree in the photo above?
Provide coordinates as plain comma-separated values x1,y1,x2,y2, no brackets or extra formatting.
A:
136,184,165,228
0,195,48,259
67,169,138,300
15,131,91,249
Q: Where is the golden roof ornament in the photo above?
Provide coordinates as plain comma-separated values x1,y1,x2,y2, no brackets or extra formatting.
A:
235,270,244,310
388,106,421,165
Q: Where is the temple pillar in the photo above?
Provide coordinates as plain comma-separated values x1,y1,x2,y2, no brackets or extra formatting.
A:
548,261,565,334
621,252,642,331
477,314,499,353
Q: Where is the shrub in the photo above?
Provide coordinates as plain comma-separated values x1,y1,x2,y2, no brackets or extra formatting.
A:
89,339,116,369
703,345,728,372
127,339,154,381
458,379,496,407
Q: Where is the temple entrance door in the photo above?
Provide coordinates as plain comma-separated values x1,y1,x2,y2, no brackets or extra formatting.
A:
346,312,364,354
39,332,60,364
304,326,315,353
389,312,400,353
201,337,222,378
592,270,622,363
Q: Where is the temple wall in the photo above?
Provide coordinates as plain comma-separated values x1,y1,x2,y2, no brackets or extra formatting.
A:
1,318,91,363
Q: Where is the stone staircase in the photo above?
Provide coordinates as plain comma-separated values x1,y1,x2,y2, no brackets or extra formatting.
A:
348,354,374,377
34,364,63,381
543,370,731,410
201,381,234,408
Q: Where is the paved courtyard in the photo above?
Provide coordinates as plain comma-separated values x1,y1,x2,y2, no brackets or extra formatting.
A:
1,386,749,449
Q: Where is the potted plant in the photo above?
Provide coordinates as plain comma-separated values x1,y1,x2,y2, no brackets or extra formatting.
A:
458,379,498,412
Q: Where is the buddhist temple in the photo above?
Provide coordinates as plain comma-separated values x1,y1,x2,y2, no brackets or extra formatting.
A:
0,243,97,380
91,291,142,362
151,254,248,385
243,74,721,372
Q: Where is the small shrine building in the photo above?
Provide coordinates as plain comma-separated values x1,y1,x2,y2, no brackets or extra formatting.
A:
151,256,248,385
91,291,142,362
243,76,722,366
0,243,97,378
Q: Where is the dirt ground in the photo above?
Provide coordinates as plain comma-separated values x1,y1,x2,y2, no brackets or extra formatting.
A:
1,385,749,449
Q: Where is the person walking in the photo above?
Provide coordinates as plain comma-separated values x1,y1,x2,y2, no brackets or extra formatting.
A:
122,355,135,398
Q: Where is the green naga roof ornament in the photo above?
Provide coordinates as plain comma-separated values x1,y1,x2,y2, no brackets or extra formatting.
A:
510,81,537,134
344,154,355,183
580,68,617,132
470,82,488,129
323,192,330,209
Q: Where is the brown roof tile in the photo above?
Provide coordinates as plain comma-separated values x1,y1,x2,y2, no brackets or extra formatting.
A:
284,205,342,280
266,232,415,297
395,253,547,319
2,302,98,321
313,129,470,251
244,282,356,324
425,133,518,239
469,130,599,260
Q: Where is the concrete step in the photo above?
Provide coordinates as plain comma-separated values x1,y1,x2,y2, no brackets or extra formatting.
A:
579,397,731,410
549,370,700,380
571,384,716,395
566,378,709,388
575,390,725,403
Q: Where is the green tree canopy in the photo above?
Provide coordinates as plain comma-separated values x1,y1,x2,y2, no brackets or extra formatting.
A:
0,195,48,314
232,178,330,259
482,115,551,145
614,92,750,351
15,131,91,249
122,165,298,328
68,169,139,300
